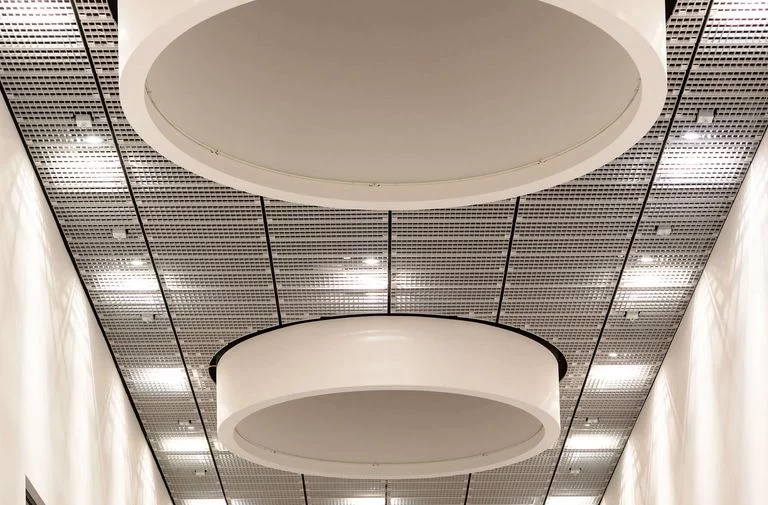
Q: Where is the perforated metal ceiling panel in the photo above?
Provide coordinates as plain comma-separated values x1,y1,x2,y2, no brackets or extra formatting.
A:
1,1,766,505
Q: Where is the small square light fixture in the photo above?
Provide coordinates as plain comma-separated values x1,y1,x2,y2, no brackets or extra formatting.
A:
681,131,700,140
194,469,207,477
654,224,672,236
589,365,646,389
346,499,385,505
140,312,156,323
112,227,128,240
74,112,93,128
84,134,105,144
696,108,716,124
566,434,618,451
135,367,188,392
624,310,640,321
161,436,209,453
569,467,582,475
546,497,597,505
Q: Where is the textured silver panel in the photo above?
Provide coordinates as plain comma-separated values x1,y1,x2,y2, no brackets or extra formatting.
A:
1,1,767,505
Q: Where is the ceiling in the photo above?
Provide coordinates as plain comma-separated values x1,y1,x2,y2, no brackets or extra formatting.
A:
1,1,767,505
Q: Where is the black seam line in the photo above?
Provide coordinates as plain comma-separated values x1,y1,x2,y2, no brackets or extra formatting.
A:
68,3,228,503
260,196,283,326
596,2,724,501
462,474,472,505
387,210,393,314
301,474,309,505
495,198,520,324
384,479,389,505
0,82,177,505
543,2,715,503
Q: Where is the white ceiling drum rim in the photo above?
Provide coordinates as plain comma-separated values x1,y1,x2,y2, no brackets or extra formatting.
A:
210,315,566,479
119,0,667,210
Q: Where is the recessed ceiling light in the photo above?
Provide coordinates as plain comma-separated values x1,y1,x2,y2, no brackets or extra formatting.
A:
546,497,597,505
588,365,646,388
362,258,380,266
346,499,385,505
696,108,716,124
566,434,619,451
161,436,210,453
111,226,128,240
624,310,640,321
607,352,618,358
135,367,188,392
681,131,701,140
638,255,655,264
74,112,93,128
130,259,146,267
84,135,105,144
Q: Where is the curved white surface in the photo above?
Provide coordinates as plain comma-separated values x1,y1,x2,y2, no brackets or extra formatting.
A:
214,316,561,478
119,0,667,210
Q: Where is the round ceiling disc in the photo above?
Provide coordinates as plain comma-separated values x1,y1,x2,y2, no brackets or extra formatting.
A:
211,315,565,479
120,0,666,209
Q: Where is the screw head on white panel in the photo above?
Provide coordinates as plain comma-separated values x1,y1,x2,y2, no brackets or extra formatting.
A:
624,310,640,321
654,224,672,236
112,226,128,240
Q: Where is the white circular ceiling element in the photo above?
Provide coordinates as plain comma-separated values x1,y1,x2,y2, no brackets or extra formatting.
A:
210,315,565,479
119,0,667,210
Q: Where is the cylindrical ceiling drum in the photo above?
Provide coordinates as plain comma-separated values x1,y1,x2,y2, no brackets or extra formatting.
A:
119,0,667,210
210,315,566,479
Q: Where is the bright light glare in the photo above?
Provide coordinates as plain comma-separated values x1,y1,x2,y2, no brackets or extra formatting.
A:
681,131,701,140
84,135,105,144
346,499,385,505
638,256,655,264
566,434,619,450
129,259,146,267
546,497,597,505
184,500,227,505
162,436,210,453
362,257,381,266
589,365,646,388
348,273,387,290
136,367,188,392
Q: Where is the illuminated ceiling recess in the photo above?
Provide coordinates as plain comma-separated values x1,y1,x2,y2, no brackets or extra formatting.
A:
119,0,667,210
210,316,565,479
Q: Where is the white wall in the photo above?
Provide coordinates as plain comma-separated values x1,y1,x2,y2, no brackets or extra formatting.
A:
602,136,768,505
0,100,172,505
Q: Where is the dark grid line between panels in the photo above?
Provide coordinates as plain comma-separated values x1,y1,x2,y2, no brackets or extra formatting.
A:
68,2,230,503
0,77,177,505
542,2,716,504
261,196,283,326
495,198,520,324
